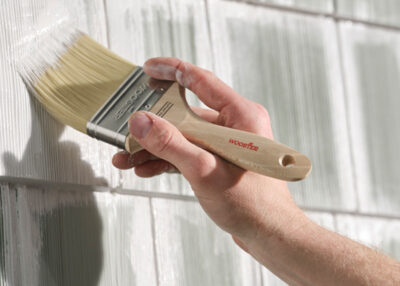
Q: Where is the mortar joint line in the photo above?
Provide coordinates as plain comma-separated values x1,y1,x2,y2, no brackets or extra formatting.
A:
149,198,161,286
259,263,265,286
2,177,400,221
301,206,400,221
204,0,217,73
226,0,400,32
333,0,338,15
333,20,361,212
101,0,111,49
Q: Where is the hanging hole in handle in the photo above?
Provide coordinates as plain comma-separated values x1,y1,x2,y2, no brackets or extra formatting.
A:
279,154,296,168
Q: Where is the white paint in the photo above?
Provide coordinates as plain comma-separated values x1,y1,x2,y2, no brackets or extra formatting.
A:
18,26,83,91
0,0,121,189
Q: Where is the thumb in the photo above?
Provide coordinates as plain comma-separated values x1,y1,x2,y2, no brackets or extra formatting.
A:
129,111,217,183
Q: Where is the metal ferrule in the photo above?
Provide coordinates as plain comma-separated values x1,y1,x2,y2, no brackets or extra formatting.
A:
87,66,172,149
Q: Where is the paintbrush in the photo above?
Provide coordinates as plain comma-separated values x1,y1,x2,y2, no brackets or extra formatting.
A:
18,29,311,181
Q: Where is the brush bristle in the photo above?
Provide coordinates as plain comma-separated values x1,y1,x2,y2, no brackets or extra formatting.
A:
18,28,136,133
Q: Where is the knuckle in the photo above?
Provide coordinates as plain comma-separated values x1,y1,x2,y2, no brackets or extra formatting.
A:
190,152,216,184
192,73,207,88
254,103,270,120
190,68,215,90
202,68,214,77
152,128,174,154
175,59,186,71
195,152,214,170
254,103,268,115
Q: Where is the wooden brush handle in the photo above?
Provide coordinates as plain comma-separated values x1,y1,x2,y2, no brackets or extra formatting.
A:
125,82,311,181
178,115,311,181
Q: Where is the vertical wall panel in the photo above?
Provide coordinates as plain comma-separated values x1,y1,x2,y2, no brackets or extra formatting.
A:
0,182,156,286
105,0,212,195
336,214,400,260
337,0,400,27
152,198,262,286
340,23,400,215
208,0,356,211
0,0,123,187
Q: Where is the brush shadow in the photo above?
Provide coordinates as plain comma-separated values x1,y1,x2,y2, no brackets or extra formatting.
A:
1,94,105,285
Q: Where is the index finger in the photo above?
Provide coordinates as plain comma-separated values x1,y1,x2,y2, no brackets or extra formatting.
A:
143,57,244,111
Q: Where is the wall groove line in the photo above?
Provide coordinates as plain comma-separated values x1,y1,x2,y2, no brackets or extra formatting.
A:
102,0,111,48
149,198,161,286
334,19,360,212
204,0,217,72
2,177,400,221
224,0,400,32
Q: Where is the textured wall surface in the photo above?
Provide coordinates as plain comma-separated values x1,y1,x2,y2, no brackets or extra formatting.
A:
1,0,400,285
337,0,400,26
251,0,333,12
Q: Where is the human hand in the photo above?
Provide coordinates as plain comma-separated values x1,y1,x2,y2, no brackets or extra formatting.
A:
112,57,306,249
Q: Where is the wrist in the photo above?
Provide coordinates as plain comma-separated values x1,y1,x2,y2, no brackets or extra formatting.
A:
244,204,312,271
236,180,311,257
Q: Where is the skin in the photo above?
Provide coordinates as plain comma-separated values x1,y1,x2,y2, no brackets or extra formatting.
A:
112,57,400,285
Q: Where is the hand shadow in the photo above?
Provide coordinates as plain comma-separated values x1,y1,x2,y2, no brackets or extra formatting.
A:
2,93,106,285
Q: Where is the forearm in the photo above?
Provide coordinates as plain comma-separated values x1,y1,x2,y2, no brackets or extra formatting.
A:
117,57,400,286
243,206,400,286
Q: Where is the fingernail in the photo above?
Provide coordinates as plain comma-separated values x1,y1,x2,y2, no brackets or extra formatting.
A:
129,113,153,139
175,69,184,85
143,63,176,80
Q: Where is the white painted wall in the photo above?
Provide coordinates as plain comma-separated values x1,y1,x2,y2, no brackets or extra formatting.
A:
1,0,399,285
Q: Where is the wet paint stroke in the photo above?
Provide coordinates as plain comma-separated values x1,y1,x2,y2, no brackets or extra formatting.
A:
0,0,119,188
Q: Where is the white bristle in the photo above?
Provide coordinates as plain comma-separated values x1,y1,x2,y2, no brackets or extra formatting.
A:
18,26,83,92
17,27,136,133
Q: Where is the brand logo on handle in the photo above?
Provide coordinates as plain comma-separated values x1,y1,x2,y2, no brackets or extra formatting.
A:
229,139,259,151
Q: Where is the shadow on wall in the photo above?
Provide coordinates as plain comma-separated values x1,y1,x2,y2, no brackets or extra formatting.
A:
355,43,400,211
1,93,106,285
37,193,103,286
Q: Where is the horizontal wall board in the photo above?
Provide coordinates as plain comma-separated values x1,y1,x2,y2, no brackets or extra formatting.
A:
208,0,356,211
